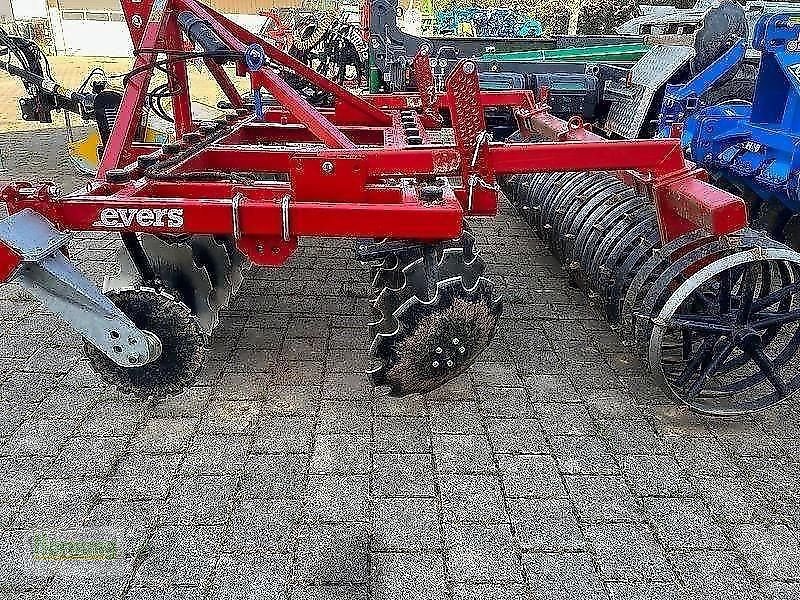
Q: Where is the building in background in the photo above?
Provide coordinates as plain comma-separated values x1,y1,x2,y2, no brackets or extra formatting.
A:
44,0,305,57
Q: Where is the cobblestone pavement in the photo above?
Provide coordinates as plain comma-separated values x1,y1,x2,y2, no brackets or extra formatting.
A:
3,130,800,600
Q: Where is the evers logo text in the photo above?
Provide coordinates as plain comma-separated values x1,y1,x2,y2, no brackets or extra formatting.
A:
93,208,185,229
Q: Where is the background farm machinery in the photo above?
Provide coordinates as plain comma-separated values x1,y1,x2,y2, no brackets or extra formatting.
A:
0,0,799,415
368,0,756,139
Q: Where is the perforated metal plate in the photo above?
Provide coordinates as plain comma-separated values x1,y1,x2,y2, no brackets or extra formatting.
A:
604,45,694,139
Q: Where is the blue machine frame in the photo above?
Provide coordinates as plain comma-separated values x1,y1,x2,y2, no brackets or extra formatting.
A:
681,14,800,215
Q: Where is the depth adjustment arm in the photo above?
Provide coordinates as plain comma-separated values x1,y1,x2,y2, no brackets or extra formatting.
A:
0,209,162,367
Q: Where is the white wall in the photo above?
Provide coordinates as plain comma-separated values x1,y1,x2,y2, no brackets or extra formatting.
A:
60,18,133,56
10,0,47,19
53,10,268,57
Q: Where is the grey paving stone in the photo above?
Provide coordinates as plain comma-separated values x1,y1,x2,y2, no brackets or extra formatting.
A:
643,497,727,551
4,418,78,456
84,498,160,559
585,391,644,421
310,434,371,475
0,401,38,437
4,133,800,599
373,497,441,551
452,583,530,600
224,498,299,553
726,523,800,580
509,498,585,551
596,419,665,455
306,474,370,522
0,455,48,505
444,522,523,583
161,475,236,525
372,453,435,497
200,399,261,434
238,453,307,499
318,401,372,434
13,478,101,528
432,434,495,474
47,435,127,479
486,418,546,454
670,550,764,600
374,395,427,418
79,400,144,436
210,553,289,600
526,376,584,405
644,406,709,438
374,416,431,453
180,433,250,476
321,373,371,401
535,403,596,436
30,387,95,420
295,522,369,584
428,402,483,434
101,453,182,501
670,437,741,477
438,474,506,523
371,552,448,600
549,436,618,475
252,415,314,453
0,530,62,591
476,387,536,418
523,552,608,600
766,582,800,600
586,522,674,582
130,417,198,454
606,582,689,600
497,454,565,498
130,525,223,587
564,475,642,522
619,455,690,497
289,584,369,600
40,560,128,600
691,475,772,524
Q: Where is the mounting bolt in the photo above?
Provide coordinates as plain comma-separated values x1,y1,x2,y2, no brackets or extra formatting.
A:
459,346,466,354
462,61,476,74
435,347,443,354
128,353,140,365
446,360,454,368
452,338,459,345
432,361,440,368
131,14,143,28
321,161,334,175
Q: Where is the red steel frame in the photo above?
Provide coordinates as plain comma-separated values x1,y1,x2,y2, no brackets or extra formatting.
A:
0,0,747,273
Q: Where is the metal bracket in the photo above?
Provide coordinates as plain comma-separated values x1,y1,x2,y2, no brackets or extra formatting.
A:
0,209,161,368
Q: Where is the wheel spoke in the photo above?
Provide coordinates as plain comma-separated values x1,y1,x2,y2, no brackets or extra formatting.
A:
736,265,758,324
684,341,735,402
751,309,800,330
751,281,800,312
744,343,789,398
673,334,721,388
682,329,692,361
668,317,732,336
719,268,732,314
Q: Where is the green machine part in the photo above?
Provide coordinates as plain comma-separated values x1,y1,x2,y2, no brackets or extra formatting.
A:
482,42,649,64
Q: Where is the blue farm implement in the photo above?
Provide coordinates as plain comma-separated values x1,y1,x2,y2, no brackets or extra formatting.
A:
680,13,800,249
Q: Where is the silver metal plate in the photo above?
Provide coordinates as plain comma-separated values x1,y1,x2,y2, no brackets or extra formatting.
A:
604,45,694,139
